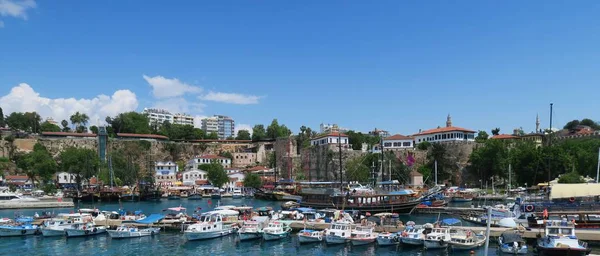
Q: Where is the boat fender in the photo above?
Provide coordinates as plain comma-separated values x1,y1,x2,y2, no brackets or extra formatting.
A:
92,228,97,233
439,238,444,245
318,235,322,241
151,231,155,236
393,236,399,242
85,230,90,235
525,205,534,212
569,197,575,203
21,229,27,235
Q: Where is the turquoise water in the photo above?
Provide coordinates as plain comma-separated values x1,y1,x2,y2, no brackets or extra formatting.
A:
0,198,536,256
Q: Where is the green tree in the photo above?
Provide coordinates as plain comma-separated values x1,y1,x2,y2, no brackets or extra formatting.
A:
192,128,205,140
60,147,100,188
16,143,58,187
5,112,41,133
345,156,370,183
266,119,291,139
106,112,152,134
90,126,99,134
236,130,251,140
296,125,315,150
564,120,580,130
346,130,366,150
558,171,584,184
40,121,61,132
475,130,489,142
416,141,431,150
219,151,234,160
61,120,71,132
70,111,90,132
201,163,229,188
252,124,267,141
206,132,219,140
0,107,5,128
580,118,600,130
491,128,500,136
243,172,262,188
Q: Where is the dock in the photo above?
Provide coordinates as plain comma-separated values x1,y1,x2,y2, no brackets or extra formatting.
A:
0,197,74,209
414,206,485,215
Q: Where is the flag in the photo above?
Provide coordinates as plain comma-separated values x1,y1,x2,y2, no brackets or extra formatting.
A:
406,152,415,167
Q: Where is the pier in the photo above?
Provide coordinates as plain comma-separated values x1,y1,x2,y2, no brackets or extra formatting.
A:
0,197,74,209
414,206,485,215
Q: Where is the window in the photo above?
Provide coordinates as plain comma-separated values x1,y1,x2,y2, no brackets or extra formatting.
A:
384,142,392,147
403,142,411,147
442,134,446,139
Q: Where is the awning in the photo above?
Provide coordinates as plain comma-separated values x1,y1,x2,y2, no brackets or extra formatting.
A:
135,214,164,224
550,183,600,199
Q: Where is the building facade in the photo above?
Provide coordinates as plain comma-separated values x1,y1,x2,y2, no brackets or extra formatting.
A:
173,113,195,126
186,155,232,169
382,134,414,150
319,123,349,134
232,152,257,168
181,170,207,186
55,172,78,188
413,115,476,144
143,108,194,127
155,161,179,185
310,132,349,146
201,115,235,139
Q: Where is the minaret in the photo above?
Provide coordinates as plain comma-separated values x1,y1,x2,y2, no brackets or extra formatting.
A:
536,114,540,133
446,114,452,127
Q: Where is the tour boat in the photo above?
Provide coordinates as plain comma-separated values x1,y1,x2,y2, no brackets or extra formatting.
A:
536,220,591,256
184,212,234,241
448,228,486,250
325,221,353,244
238,216,269,241
108,225,160,239
232,189,243,199
400,223,428,246
299,187,421,214
348,224,377,246
450,191,474,202
64,222,107,237
423,227,451,249
261,221,291,241
376,232,400,246
0,217,39,237
498,231,528,254
298,229,324,244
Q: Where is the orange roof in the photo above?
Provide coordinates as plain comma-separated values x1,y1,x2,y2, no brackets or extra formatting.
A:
42,132,96,137
6,175,29,180
491,134,519,140
409,171,423,177
384,134,412,141
413,126,475,136
117,133,169,140
311,132,348,140
195,180,209,185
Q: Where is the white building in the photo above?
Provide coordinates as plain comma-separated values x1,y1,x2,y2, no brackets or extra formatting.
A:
224,168,245,190
186,155,232,169
201,116,219,135
310,132,349,146
413,115,476,144
382,134,414,150
319,123,349,134
173,113,195,126
56,172,78,187
143,108,173,126
201,115,235,139
155,161,178,184
181,169,207,186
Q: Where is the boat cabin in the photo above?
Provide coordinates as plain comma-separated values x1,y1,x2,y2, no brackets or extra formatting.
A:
545,221,576,238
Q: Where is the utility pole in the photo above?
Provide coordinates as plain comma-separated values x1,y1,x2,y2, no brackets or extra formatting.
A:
434,160,438,185
388,160,392,182
596,147,600,183
548,103,553,183
338,132,343,191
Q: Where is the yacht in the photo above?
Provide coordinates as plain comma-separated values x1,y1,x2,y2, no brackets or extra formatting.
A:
423,226,451,249
448,228,486,250
0,217,39,237
238,216,269,241
64,222,107,237
401,223,429,246
348,224,377,246
498,230,528,254
261,221,291,241
108,225,160,239
536,220,591,256
0,190,21,200
184,212,235,241
325,221,353,244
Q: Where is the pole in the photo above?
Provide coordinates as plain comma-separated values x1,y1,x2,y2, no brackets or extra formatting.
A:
380,136,385,182
389,160,392,182
338,132,343,191
596,147,600,183
434,160,438,185
483,206,492,255
548,103,553,183
508,163,512,193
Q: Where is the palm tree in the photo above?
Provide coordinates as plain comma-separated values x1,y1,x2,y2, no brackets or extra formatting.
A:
70,112,90,133
70,112,81,129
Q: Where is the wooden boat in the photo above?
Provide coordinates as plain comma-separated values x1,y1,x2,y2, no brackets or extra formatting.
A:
299,188,421,214
261,221,291,241
184,212,235,241
325,221,353,244
188,193,202,200
400,223,428,246
376,232,399,246
423,227,451,249
238,216,269,241
298,229,324,244
448,228,485,250
450,191,474,202
348,224,377,246
64,222,107,237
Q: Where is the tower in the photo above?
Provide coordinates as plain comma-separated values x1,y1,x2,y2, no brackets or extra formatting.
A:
536,114,540,133
446,114,452,127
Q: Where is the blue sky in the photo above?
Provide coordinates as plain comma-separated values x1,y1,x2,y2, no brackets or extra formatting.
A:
1,1,600,135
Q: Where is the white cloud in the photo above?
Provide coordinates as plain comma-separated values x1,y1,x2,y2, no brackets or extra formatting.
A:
0,0,36,20
0,83,138,127
143,74,202,99
199,91,261,105
235,124,253,136
151,97,205,115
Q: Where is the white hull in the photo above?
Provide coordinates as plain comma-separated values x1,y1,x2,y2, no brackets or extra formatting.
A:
232,194,243,199
401,237,424,245
108,228,159,239
298,235,322,243
262,232,287,241
377,236,399,246
65,227,107,237
326,235,348,244
185,229,232,241
238,232,262,241
499,246,528,254
0,228,38,237
351,238,376,246
424,239,449,249
42,228,68,237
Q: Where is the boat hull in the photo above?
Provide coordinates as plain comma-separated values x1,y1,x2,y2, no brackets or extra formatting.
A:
299,200,420,215
326,235,348,244
211,194,222,199
185,230,232,241
298,235,322,243
108,228,159,239
377,235,400,246
536,247,590,256
238,232,262,241
401,237,424,245
350,238,376,246
262,232,288,241
0,227,38,237
232,194,243,199
65,227,107,237
424,239,449,249
42,227,69,237
187,195,202,200
499,244,528,254
451,198,473,202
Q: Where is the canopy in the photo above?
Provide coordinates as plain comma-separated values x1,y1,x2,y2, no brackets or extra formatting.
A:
549,183,600,199
167,206,186,212
295,207,315,213
500,231,524,244
441,218,461,225
209,210,239,216
135,214,164,224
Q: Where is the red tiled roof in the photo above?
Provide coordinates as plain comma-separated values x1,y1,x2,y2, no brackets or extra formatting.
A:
311,132,348,140
195,154,228,160
491,134,519,140
195,180,209,185
413,126,475,136
6,175,29,180
384,134,412,141
229,177,238,182
42,132,96,137
117,133,169,140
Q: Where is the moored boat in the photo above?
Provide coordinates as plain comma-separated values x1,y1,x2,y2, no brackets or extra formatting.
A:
298,229,324,244
536,220,591,256
325,221,353,244
232,189,243,199
498,230,528,254
238,216,269,241
448,228,486,250
400,222,428,246
261,221,291,241
376,232,400,246
348,224,377,246
423,226,451,249
64,222,107,237
188,193,202,200
41,213,91,237
0,217,39,237
108,225,160,239
184,212,234,241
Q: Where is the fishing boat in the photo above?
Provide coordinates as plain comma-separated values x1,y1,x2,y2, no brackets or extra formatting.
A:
536,220,591,256
298,228,325,244
167,191,181,200
423,226,451,249
325,221,353,244
0,217,39,237
41,213,91,237
184,212,235,241
400,222,429,246
108,225,160,239
498,230,528,254
232,188,243,199
161,206,188,224
261,221,291,241
376,232,400,246
238,216,269,241
450,191,474,202
449,228,486,250
188,193,202,200
348,224,377,246
65,222,107,237
211,192,222,199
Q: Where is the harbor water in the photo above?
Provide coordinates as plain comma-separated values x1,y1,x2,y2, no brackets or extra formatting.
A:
0,198,566,255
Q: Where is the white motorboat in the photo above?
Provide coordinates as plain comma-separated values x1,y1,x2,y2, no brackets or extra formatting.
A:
41,213,92,237
238,216,269,241
498,230,528,254
184,212,235,241
376,232,400,246
448,228,485,250
261,221,291,241
108,225,160,239
298,229,324,243
536,220,591,256
401,223,428,246
348,224,377,246
232,188,243,199
0,217,39,237
64,222,107,237
325,221,353,244
423,227,451,249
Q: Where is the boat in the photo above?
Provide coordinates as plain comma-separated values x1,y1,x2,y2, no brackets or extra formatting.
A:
376,231,400,246
211,192,222,199
450,191,474,202
423,226,451,249
325,221,353,244
188,193,203,200
400,223,428,246
281,201,300,210
0,190,21,200
0,217,39,237
64,222,108,237
184,212,235,241
108,225,160,239
298,229,324,244
349,224,377,246
180,191,189,198
238,216,269,241
449,228,486,250
498,230,528,254
261,221,291,241
41,213,91,237
167,191,181,200
160,206,188,224
232,189,243,199
536,220,591,256
121,193,140,202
